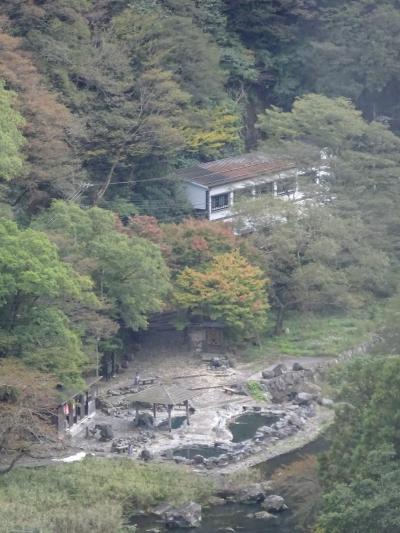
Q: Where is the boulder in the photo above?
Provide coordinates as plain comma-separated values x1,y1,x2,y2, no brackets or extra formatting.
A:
107,389,121,396
192,454,205,465
140,448,153,461
295,392,314,405
261,369,275,379
300,382,321,396
164,501,202,528
134,412,154,428
162,449,174,460
259,481,273,492
257,426,278,437
235,483,266,504
208,496,226,506
319,397,334,407
174,456,192,465
210,357,222,369
215,488,238,499
287,413,305,428
292,362,306,371
272,363,287,377
215,454,230,465
262,495,288,512
228,383,248,395
254,511,276,520
96,397,113,412
95,423,114,440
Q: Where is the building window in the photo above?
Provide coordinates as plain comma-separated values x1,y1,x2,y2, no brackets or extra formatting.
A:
211,193,229,211
235,187,254,201
256,182,274,195
277,178,296,196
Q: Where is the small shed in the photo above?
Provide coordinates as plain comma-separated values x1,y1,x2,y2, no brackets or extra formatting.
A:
56,377,101,433
131,383,195,432
187,320,225,353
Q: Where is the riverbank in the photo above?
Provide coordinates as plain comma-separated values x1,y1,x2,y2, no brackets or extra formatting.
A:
0,459,215,533
217,404,333,474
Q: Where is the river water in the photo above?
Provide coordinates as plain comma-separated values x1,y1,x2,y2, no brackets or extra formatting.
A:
136,436,329,532
198,437,329,533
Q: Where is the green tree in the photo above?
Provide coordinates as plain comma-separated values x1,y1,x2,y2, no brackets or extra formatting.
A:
0,28,84,212
35,201,171,331
0,218,92,387
317,355,400,532
235,198,392,334
113,3,226,104
257,94,400,258
174,250,269,340
257,93,366,155
305,1,400,123
0,0,242,214
0,80,25,182
317,449,400,533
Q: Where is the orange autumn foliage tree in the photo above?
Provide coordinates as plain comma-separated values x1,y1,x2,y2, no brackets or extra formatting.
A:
161,218,237,272
125,216,238,273
175,251,269,339
0,19,84,210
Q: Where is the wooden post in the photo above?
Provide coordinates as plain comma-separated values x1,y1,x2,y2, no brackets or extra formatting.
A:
153,403,157,419
167,404,173,433
185,400,190,426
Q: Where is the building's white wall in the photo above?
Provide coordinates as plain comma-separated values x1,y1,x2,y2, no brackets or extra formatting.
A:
209,207,232,221
185,169,303,221
209,169,297,197
208,169,300,221
185,182,207,210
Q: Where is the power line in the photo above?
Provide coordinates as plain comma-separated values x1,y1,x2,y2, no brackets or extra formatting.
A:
46,182,94,227
102,158,294,189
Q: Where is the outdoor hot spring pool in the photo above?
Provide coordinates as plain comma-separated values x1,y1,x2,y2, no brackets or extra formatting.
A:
172,445,228,459
157,416,188,430
229,412,279,442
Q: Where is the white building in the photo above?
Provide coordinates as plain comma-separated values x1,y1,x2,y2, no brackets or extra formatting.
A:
180,153,301,221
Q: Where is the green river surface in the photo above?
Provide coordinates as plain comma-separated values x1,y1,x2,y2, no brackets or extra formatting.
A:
135,436,329,532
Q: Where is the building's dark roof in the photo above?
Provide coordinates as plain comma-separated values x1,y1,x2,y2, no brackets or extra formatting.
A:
178,153,296,188
130,383,195,406
58,376,102,405
189,320,225,329
145,312,225,331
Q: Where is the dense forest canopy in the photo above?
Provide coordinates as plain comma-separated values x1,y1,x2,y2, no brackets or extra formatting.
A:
0,5,400,521
0,0,398,377
1,0,400,216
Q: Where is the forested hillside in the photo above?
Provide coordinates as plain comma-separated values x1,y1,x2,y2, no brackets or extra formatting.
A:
0,0,399,390
1,3,400,531
1,0,400,216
